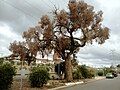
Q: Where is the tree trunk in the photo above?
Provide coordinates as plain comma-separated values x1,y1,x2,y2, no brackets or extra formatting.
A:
65,57,73,82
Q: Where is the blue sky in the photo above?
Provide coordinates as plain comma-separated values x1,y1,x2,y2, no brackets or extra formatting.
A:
0,0,120,67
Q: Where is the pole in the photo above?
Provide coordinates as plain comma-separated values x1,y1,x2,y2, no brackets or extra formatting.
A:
20,60,23,90
111,49,115,66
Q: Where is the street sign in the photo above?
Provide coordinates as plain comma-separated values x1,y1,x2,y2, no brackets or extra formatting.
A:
20,69,26,76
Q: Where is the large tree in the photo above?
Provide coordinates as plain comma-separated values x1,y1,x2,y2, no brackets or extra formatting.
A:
10,1,109,82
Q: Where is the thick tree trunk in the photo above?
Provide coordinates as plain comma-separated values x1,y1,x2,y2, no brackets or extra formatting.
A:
65,57,73,82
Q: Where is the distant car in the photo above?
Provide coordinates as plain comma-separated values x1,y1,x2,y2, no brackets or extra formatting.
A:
106,73,114,78
112,72,118,77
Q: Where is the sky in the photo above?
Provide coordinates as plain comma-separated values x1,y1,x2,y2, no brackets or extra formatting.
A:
0,0,120,67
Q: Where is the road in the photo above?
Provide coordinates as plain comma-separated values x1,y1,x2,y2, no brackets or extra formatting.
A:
61,75,120,90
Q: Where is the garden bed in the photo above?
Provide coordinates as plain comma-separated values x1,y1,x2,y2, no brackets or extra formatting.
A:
11,78,65,90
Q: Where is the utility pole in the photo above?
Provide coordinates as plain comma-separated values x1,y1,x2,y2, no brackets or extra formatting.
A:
110,49,116,66
20,60,23,90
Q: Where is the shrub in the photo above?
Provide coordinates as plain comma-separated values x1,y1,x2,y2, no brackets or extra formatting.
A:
10,61,15,65
97,71,103,76
87,68,95,78
77,65,89,79
29,66,50,87
75,65,95,79
0,58,4,64
0,62,16,90
73,70,82,80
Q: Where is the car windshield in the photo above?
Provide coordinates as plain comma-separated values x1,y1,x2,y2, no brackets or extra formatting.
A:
107,73,112,75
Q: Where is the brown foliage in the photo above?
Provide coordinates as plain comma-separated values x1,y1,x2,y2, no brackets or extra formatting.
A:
9,41,27,59
21,0,109,59
9,41,36,65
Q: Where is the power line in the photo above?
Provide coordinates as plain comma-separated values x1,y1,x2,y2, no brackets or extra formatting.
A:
42,0,53,10
62,0,67,5
24,0,42,13
1,0,38,20
49,0,61,11
24,0,54,19
49,0,56,8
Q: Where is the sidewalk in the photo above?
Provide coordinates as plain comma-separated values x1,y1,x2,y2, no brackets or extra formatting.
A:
86,76,105,83
48,76,105,90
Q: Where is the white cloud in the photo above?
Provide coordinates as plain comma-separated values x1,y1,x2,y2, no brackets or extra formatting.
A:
0,22,23,56
0,23,18,38
97,0,120,8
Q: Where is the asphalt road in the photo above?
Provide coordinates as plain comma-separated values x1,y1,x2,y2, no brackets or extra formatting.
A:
62,75,120,90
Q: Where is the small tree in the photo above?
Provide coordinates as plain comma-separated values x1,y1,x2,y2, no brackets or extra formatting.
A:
0,62,16,90
9,41,36,65
117,64,120,68
29,66,50,87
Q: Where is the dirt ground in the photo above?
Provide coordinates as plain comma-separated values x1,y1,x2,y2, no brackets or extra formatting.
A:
11,78,64,90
